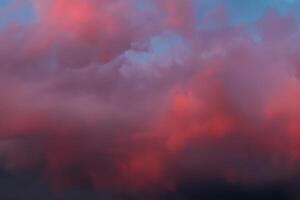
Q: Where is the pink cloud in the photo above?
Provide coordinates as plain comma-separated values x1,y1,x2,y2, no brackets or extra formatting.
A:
1,0,300,197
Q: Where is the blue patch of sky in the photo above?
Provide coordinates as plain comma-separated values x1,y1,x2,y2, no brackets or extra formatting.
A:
225,0,296,24
0,0,9,7
0,0,36,27
126,31,183,65
195,0,299,26
134,0,155,11
194,0,300,42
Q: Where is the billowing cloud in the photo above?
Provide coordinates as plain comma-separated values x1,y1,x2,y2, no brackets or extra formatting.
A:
1,0,300,199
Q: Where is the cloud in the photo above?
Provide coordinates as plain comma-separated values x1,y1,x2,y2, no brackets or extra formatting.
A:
1,0,300,198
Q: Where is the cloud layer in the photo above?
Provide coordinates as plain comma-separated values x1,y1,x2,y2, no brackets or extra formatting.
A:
1,0,300,198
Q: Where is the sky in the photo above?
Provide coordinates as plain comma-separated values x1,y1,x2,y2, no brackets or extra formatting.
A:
1,0,299,27
2,0,300,200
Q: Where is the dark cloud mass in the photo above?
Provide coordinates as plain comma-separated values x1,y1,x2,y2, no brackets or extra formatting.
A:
1,0,300,199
